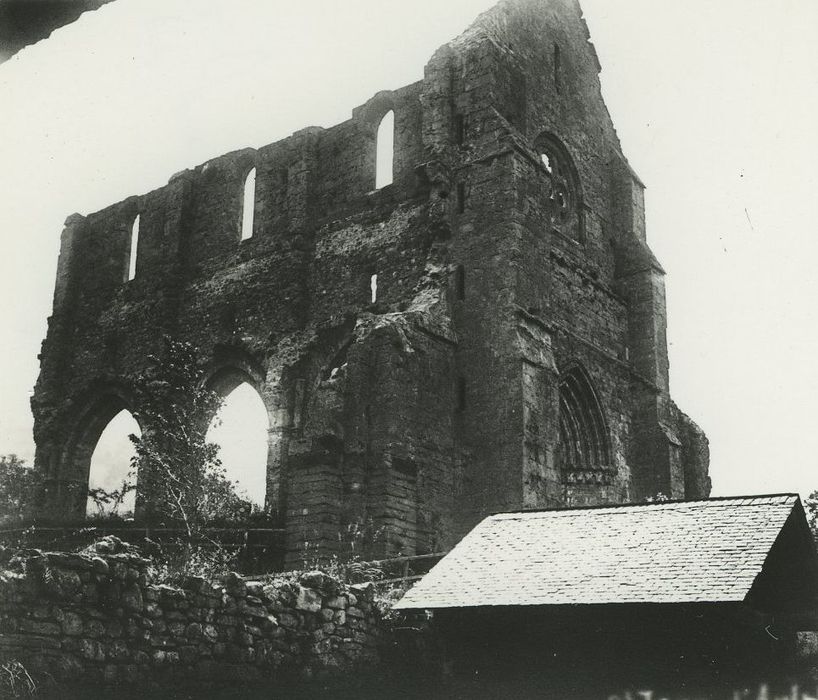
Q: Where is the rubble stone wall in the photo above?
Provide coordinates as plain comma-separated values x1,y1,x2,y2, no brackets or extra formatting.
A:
0,550,387,685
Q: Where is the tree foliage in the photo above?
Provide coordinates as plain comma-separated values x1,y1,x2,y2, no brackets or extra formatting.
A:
128,337,252,542
806,490,818,544
0,454,38,526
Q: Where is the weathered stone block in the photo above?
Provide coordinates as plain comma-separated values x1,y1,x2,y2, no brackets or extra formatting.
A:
103,663,118,683
299,571,341,597
104,619,122,638
19,619,60,636
61,611,83,636
346,606,364,619
90,557,109,575
0,633,61,650
324,595,348,610
168,621,186,637
178,645,198,664
295,586,322,613
44,569,82,600
108,640,130,661
245,581,264,597
85,619,105,638
277,612,299,629
121,583,143,612
46,553,94,571
152,650,180,666
79,638,105,662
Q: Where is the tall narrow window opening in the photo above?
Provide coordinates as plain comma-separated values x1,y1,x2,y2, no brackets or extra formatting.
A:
454,113,465,146
455,264,465,300
554,44,562,94
241,167,256,241
375,110,395,189
456,377,467,411
127,214,140,281
370,273,378,304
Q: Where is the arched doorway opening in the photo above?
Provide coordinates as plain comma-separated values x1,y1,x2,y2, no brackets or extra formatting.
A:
86,408,140,517
206,381,269,512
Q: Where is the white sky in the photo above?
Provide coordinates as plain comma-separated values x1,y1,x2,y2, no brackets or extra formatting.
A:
0,0,816,500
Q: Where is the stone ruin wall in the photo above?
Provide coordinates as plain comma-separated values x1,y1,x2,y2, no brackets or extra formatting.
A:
0,546,387,685
2,547,816,692
31,0,710,563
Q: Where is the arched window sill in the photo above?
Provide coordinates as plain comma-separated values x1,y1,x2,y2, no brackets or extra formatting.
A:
559,467,616,486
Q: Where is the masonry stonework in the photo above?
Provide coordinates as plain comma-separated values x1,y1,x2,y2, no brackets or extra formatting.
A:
32,0,710,561
0,545,387,684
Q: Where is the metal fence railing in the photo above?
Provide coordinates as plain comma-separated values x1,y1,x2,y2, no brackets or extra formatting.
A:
369,552,447,587
0,525,446,583
0,525,287,573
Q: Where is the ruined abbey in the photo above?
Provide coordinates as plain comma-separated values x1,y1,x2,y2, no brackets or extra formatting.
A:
31,0,710,561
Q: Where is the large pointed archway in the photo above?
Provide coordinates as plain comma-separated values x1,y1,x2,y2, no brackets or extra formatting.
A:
206,381,269,511
55,384,142,517
203,354,284,517
86,408,140,517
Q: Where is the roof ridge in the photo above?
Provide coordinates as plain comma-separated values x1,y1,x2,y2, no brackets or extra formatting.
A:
489,493,799,518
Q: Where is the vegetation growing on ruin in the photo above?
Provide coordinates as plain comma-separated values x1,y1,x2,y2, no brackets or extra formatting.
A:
121,336,257,573
0,455,38,526
806,491,818,544
0,659,38,698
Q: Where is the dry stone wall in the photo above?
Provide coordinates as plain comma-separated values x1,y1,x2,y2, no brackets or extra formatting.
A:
0,548,387,685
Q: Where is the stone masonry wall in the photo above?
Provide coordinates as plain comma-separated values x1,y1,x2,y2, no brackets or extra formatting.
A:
32,0,711,562
0,548,387,685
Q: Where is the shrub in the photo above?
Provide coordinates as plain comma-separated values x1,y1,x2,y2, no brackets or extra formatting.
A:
0,455,38,527
0,660,37,698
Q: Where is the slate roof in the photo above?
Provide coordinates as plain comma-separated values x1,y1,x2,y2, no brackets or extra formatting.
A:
395,495,803,610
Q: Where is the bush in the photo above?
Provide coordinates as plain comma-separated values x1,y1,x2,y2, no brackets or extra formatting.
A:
147,542,238,585
806,491,817,544
0,455,38,527
0,660,38,698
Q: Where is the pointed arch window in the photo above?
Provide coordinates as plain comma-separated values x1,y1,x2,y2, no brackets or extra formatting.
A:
206,381,269,511
66,391,141,518
556,366,612,483
375,110,395,189
241,167,256,241
87,409,140,517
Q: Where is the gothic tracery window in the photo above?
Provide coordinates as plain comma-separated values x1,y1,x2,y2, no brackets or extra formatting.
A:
535,132,582,242
556,366,612,484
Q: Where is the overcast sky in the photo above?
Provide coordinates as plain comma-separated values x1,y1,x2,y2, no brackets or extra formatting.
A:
0,0,816,499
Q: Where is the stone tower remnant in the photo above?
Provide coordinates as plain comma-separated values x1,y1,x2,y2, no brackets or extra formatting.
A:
32,0,710,560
